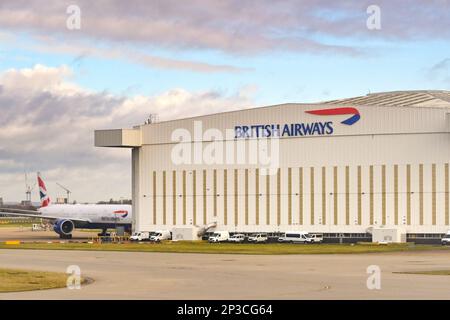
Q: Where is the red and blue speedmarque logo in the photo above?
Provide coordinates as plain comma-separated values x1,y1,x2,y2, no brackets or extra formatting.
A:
234,107,360,139
305,107,361,125
113,210,129,218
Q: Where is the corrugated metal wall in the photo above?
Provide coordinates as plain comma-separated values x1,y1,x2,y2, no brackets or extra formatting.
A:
135,163,449,233
131,104,450,233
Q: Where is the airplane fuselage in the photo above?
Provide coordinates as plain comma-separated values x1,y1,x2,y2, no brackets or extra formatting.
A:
41,204,132,229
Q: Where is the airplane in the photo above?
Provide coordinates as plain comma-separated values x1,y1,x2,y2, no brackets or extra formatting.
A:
0,173,132,239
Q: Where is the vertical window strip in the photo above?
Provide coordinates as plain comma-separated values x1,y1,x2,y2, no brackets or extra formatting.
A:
288,168,292,225
382,165,386,225
370,166,374,225
224,170,228,225
203,170,207,225
419,164,424,225
334,166,338,225
357,166,362,225
163,171,166,225
310,167,315,225
193,170,197,226
277,168,281,226
234,169,238,227
322,166,326,225
432,164,436,225
299,168,303,225
266,174,270,225
183,170,186,225
394,165,398,225
245,169,249,225
255,169,260,225
345,166,350,226
153,171,156,225
213,169,217,217
172,171,176,225
446,163,449,225
407,164,411,225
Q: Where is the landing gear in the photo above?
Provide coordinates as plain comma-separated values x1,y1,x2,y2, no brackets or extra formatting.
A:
59,233,72,239
98,228,108,237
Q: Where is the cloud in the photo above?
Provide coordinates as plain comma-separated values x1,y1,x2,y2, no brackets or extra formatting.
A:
428,58,450,83
30,39,251,74
0,1,449,57
0,0,363,55
0,64,256,202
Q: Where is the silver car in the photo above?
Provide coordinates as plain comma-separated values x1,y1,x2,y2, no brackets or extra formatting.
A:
228,234,246,243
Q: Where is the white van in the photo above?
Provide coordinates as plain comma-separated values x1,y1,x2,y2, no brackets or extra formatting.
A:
441,232,450,245
130,231,151,241
208,231,230,243
150,230,172,242
278,231,312,244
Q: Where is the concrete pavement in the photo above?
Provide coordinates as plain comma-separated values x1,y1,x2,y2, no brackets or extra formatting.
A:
1,249,450,299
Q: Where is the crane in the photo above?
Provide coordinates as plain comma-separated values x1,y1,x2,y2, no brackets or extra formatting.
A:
25,173,36,202
56,182,72,204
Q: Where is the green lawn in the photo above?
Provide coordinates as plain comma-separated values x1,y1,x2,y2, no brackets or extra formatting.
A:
0,223,34,228
0,241,447,255
0,268,68,293
395,270,450,276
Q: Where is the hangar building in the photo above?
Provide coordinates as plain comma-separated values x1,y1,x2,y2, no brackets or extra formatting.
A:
95,91,450,239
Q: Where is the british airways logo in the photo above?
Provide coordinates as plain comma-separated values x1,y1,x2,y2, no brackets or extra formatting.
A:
113,210,129,218
234,107,360,139
305,107,361,125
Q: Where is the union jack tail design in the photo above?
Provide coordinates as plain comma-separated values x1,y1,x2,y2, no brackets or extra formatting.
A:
37,172,51,208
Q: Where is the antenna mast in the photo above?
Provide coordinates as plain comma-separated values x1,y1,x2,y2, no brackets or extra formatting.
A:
144,113,158,125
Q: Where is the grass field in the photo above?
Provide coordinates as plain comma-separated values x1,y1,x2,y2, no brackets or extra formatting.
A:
0,268,68,293
0,223,34,228
0,241,448,255
395,270,450,276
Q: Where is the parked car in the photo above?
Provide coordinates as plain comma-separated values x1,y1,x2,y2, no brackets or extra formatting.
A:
228,234,246,243
441,232,450,245
248,233,268,243
278,231,312,244
308,233,324,244
208,231,230,243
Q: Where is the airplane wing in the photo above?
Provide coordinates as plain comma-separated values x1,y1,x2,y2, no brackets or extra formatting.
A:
0,208,91,223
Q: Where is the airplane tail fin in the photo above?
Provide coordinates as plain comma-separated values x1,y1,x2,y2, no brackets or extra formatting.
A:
37,172,51,208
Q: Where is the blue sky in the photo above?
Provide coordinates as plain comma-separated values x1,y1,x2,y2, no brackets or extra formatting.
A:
0,0,449,202
0,34,450,101
2,33,448,105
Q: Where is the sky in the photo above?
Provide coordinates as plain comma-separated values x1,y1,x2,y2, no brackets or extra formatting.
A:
0,0,449,203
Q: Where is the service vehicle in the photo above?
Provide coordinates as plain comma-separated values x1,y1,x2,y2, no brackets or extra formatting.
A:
228,234,246,243
441,232,450,245
150,230,172,242
248,233,268,243
278,231,312,244
208,231,230,243
130,231,151,241
308,233,324,243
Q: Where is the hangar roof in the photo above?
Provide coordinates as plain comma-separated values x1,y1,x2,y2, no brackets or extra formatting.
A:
322,90,450,108
95,90,450,148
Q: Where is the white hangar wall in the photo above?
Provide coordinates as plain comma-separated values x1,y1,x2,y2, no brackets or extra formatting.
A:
95,91,450,234
130,104,449,234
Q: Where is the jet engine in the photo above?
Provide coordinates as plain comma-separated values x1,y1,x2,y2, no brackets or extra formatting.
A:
53,219,74,239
